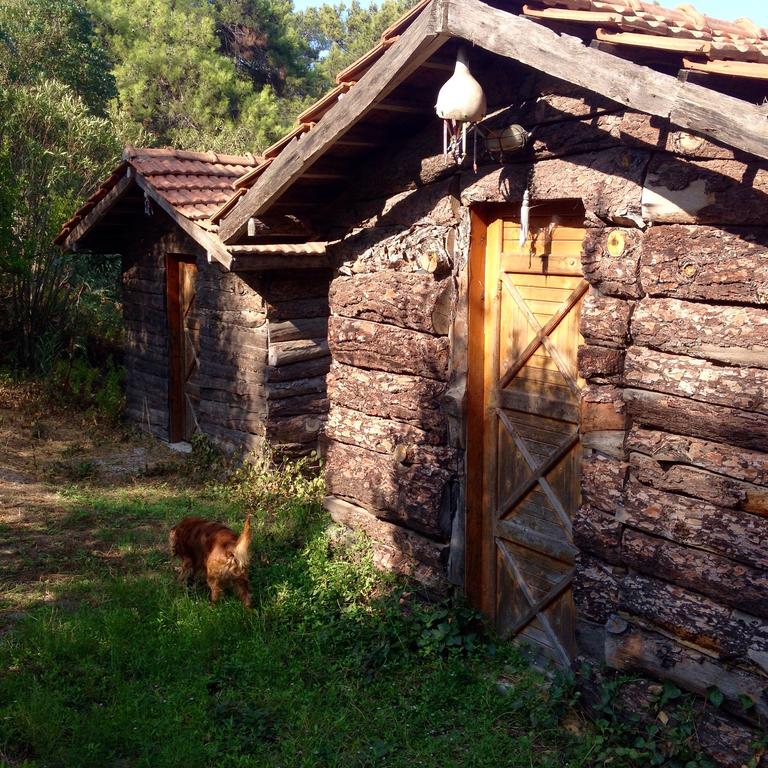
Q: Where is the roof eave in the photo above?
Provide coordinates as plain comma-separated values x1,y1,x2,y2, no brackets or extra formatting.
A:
218,0,768,239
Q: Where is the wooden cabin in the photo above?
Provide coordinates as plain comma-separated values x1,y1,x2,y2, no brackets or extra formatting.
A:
57,147,332,456
60,0,768,761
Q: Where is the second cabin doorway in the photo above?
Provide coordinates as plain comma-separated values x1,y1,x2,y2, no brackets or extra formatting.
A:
166,253,200,443
466,201,587,667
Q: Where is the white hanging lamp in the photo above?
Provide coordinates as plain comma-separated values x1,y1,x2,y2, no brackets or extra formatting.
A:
435,46,487,170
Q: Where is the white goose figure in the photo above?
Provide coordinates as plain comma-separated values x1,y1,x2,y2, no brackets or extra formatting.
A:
435,46,487,169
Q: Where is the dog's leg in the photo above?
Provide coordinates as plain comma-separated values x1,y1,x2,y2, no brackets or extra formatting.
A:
233,579,251,609
177,557,194,589
207,578,223,604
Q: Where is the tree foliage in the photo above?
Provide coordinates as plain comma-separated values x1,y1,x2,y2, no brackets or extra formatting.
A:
0,80,121,368
295,0,413,87
0,0,117,113
0,0,419,370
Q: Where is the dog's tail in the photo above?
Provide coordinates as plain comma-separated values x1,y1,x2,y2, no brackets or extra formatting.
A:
232,512,251,568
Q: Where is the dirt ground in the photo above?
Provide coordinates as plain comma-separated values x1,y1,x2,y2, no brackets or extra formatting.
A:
0,377,187,625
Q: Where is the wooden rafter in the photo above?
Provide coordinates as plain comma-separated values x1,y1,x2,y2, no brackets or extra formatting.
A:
131,174,233,270
61,173,133,250
217,0,450,244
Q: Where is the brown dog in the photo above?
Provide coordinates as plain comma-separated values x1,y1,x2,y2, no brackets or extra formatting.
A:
169,513,252,607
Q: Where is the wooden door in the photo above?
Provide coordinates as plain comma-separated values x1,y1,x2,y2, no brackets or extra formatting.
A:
467,204,586,666
167,254,199,442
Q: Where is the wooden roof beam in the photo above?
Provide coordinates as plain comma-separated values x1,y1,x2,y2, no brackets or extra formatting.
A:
218,0,450,244
61,172,133,250
444,0,768,161
131,174,234,270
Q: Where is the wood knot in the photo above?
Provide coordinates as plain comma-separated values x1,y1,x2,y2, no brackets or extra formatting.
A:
606,230,625,258
681,262,698,278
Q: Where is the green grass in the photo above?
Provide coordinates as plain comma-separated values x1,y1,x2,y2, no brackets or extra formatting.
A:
0,456,595,768
0,451,720,768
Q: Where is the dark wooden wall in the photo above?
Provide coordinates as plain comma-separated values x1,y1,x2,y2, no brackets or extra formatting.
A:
122,221,201,440
120,214,329,458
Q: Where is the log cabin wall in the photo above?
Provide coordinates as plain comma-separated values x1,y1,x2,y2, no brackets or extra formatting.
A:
122,221,201,440
194,264,268,454
262,270,331,458
121,216,330,457
320,66,768,738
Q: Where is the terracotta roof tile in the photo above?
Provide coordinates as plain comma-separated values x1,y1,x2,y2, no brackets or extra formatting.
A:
56,148,261,244
523,0,768,65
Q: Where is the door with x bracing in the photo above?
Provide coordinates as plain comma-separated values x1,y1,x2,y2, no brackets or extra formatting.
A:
468,203,586,666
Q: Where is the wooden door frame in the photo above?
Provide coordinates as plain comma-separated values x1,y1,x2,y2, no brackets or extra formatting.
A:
166,252,196,443
466,207,494,615
464,204,584,637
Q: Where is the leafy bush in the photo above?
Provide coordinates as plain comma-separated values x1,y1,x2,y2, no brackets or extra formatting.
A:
0,78,121,371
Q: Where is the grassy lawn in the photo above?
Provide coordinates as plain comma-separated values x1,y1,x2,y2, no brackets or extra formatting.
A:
0,459,594,768
0,377,726,768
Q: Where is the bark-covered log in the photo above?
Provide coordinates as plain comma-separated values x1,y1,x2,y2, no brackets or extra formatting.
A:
196,372,265,398
122,277,164,295
327,363,448,432
573,505,623,564
198,400,266,431
624,348,768,415
268,338,329,367
581,227,644,299
629,451,768,514
580,293,632,348
632,298,768,368
267,393,328,418
124,353,167,376
265,356,331,383
266,413,324,446
123,305,166,327
573,553,620,623
201,423,264,454
265,296,329,321
260,270,331,302
620,477,768,569
622,529,768,618
617,112,738,160
641,155,768,226
324,440,455,539
581,453,627,514
619,572,765,658
606,625,768,721
639,225,768,304
330,273,455,335
577,345,624,380
123,292,165,311
462,148,649,224
199,360,265,383
265,376,326,400
626,427,768,488
530,112,623,159
200,346,267,373
581,384,627,432
198,307,266,330
624,388,768,453
329,317,450,381
324,495,446,573
267,317,328,344
325,405,447,456
199,324,267,351
199,387,264,413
